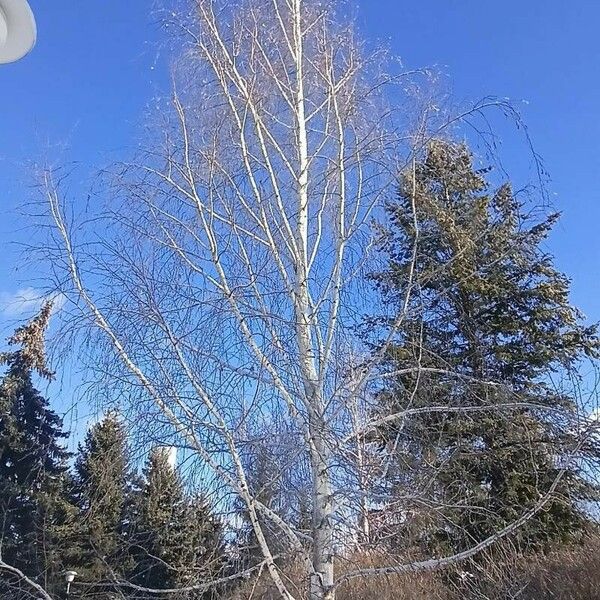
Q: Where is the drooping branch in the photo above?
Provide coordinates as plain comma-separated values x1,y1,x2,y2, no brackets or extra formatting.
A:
0,559,56,600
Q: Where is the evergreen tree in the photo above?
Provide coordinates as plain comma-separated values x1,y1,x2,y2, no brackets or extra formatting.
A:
235,445,285,568
371,140,600,555
234,430,312,570
73,412,131,586
0,303,76,596
131,447,225,596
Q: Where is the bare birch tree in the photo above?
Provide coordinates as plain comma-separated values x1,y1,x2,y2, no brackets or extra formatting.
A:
35,1,597,599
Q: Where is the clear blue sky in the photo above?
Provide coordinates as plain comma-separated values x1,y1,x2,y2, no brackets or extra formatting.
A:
1,1,599,335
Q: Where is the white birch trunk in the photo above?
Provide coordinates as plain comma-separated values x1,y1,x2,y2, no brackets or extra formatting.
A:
39,1,569,599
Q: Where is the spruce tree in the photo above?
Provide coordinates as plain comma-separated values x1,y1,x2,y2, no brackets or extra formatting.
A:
131,447,225,595
236,446,283,566
371,140,600,555
73,412,131,585
0,303,76,595
234,435,312,569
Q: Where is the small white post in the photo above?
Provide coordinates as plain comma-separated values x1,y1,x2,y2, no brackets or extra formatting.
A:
64,571,78,596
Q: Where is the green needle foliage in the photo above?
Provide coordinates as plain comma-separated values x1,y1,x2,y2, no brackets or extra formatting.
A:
0,303,76,596
73,411,132,585
130,447,225,596
371,140,600,556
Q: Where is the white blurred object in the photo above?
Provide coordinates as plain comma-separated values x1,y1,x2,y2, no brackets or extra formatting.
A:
157,446,178,470
166,446,177,469
0,0,36,64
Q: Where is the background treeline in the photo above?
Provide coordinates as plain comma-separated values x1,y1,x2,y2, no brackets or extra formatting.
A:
0,308,227,599
1,140,600,599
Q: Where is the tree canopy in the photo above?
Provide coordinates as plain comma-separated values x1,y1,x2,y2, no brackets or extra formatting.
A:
371,140,600,554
